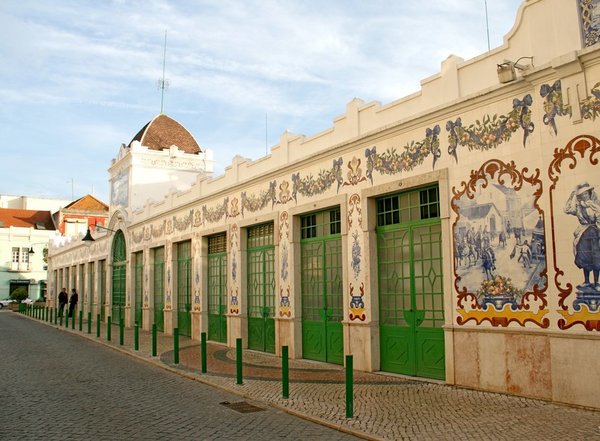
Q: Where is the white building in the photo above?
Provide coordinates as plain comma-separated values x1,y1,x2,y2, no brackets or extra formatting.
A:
47,0,600,410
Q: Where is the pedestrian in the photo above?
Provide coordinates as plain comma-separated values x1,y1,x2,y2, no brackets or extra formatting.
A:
69,288,78,318
58,288,68,317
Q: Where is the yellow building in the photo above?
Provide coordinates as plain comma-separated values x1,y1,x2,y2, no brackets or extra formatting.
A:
48,0,600,409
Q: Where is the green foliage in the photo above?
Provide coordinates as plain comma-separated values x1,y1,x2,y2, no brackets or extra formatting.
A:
10,286,29,303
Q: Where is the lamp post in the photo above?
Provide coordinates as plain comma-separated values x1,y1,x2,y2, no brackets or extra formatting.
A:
82,223,117,243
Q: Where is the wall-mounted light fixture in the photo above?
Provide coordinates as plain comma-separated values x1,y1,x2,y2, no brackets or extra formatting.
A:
28,243,48,255
497,56,534,83
82,224,117,243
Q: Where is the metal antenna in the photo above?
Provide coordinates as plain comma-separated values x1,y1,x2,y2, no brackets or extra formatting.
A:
484,0,491,53
159,30,169,114
265,113,268,156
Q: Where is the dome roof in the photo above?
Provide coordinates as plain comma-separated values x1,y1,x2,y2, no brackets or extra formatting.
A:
129,114,201,154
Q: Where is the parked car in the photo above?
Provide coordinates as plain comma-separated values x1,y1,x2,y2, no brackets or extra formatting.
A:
0,299,15,309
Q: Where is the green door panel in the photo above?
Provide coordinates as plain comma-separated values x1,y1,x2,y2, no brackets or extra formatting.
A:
326,322,344,365
377,187,445,380
302,321,326,362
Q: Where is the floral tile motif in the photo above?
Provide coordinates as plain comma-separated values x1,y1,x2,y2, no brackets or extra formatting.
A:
347,193,362,229
279,287,291,317
173,210,193,232
342,156,368,187
580,0,600,47
230,224,238,282
132,228,144,244
278,181,292,204
292,158,343,201
229,197,240,218
548,134,600,331
349,282,365,321
193,209,202,227
447,96,534,162
580,82,600,120
202,198,229,225
151,221,165,238
365,125,440,184
452,159,549,328
351,231,361,279
279,212,289,282
241,181,277,216
230,287,239,314
540,80,572,135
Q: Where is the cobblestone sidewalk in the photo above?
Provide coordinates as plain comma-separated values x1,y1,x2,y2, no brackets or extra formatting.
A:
19,311,600,441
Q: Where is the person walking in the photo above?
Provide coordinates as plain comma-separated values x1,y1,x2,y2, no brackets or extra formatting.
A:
68,288,78,318
58,288,68,317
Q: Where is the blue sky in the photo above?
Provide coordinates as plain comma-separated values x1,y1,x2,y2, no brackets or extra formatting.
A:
0,0,522,204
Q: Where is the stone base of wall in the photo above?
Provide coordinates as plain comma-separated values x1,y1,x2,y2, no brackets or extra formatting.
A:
452,328,600,409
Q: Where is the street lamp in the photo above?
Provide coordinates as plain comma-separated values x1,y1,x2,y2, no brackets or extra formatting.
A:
82,224,117,243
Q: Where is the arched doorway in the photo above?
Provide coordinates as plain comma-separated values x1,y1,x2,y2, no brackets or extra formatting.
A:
111,230,126,324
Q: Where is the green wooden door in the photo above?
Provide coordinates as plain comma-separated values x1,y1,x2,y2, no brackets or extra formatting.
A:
247,223,275,353
99,260,106,322
208,233,227,343
111,230,126,325
153,247,165,332
133,251,143,327
301,208,344,365
176,241,192,337
377,186,445,380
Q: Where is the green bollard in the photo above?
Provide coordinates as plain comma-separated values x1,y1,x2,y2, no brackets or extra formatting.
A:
201,332,207,373
45,307,49,322
152,323,157,357
65,312,69,328
79,310,83,331
346,355,353,418
282,345,289,399
96,314,100,337
54,308,58,325
59,311,63,326
87,312,92,334
107,316,111,341
173,327,179,364
236,338,243,385
134,322,139,351
72,310,76,329
119,318,124,346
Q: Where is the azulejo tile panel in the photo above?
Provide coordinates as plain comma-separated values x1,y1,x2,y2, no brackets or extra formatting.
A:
452,159,549,328
548,134,600,331
540,80,572,135
580,0,600,47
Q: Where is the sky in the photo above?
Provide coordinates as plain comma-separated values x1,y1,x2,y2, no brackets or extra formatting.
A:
0,0,523,204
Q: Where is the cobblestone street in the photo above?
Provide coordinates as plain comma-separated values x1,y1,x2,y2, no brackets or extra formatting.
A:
5,310,600,440
0,311,357,440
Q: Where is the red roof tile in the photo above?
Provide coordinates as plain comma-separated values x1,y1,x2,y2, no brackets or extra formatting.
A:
63,194,109,212
0,208,56,230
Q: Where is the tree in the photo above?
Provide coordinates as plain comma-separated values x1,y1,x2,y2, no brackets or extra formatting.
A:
10,287,28,303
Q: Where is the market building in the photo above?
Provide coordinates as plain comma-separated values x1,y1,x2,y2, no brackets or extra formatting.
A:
47,0,600,409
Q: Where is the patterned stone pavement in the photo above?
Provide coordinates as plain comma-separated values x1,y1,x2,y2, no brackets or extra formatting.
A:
12,309,600,441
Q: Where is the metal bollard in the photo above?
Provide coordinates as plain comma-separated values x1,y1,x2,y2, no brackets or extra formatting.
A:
173,327,179,364
107,316,111,341
346,355,353,418
282,345,289,399
201,332,207,373
45,307,49,322
55,308,58,325
134,322,139,351
79,310,83,331
65,312,69,328
151,323,157,357
119,318,124,346
236,338,243,385
96,314,100,337
87,312,92,334
72,311,75,329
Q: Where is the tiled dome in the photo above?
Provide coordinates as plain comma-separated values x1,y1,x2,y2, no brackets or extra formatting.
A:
129,114,201,154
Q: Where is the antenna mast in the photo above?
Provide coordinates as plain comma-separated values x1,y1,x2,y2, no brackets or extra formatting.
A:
159,30,169,114
484,0,491,53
